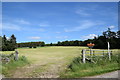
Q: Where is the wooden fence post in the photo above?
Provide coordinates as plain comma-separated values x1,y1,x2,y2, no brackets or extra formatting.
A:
82,49,86,63
111,51,113,56
93,50,95,56
103,51,104,56
14,50,19,61
90,48,92,56
108,50,111,60
108,42,111,60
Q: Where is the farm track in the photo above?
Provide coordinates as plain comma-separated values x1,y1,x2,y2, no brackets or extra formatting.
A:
12,47,81,78
13,63,47,78
3,47,119,78
13,60,65,78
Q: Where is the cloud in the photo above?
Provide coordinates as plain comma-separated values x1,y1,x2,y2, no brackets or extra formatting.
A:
28,36,41,40
2,23,21,31
82,34,98,40
15,19,30,25
75,9,91,16
56,36,68,39
64,20,101,32
6,37,10,40
108,25,115,29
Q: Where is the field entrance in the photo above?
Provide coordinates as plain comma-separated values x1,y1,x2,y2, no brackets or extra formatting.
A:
81,49,113,63
8,46,85,78
2,46,119,78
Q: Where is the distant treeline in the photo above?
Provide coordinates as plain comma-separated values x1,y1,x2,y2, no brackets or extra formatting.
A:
0,34,17,51
0,35,45,51
17,42,45,48
1,28,120,51
46,28,120,49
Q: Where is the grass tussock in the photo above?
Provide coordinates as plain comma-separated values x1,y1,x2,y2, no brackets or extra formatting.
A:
61,53,120,78
1,56,30,77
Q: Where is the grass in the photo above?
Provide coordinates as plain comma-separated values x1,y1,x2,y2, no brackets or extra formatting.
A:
1,55,29,77
1,46,120,78
27,64,49,78
61,52,120,78
1,46,84,77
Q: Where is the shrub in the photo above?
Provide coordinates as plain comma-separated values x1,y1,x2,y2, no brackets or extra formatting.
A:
33,46,37,48
29,46,32,48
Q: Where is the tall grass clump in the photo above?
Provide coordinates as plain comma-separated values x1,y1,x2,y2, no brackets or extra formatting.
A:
61,53,119,78
2,55,30,77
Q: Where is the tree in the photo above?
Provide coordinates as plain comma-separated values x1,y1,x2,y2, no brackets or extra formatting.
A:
9,34,17,50
57,41,61,46
117,30,120,38
41,42,45,47
2,35,7,51
0,36,2,50
1,34,17,51
103,28,117,39
17,41,45,48
50,43,53,46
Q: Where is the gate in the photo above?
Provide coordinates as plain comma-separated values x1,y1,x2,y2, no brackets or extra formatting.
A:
81,49,112,63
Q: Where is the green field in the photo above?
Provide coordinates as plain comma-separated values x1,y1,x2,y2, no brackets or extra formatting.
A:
1,46,119,78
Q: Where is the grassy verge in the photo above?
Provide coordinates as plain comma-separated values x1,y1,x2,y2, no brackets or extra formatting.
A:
60,53,120,78
1,56,30,77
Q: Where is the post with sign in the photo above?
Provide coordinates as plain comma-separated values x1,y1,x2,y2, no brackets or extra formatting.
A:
87,43,95,56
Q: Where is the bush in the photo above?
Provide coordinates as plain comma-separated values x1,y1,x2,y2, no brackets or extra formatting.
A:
29,46,32,48
33,46,37,48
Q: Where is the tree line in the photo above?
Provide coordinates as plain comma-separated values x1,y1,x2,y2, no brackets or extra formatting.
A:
46,28,120,49
0,34,17,51
17,41,45,48
0,28,120,51
0,34,45,51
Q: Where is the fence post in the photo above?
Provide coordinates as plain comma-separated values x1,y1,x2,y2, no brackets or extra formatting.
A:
103,51,104,56
82,49,86,63
93,51,95,56
90,49,92,56
108,42,111,60
111,51,113,56
108,50,111,60
14,50,19,61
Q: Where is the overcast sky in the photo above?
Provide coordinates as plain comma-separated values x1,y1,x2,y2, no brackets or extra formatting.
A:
2,2,118,43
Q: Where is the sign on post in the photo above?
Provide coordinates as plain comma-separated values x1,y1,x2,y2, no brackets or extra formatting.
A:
87,43,95,55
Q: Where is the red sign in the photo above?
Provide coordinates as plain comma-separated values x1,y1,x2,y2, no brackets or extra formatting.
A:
87,43,95,48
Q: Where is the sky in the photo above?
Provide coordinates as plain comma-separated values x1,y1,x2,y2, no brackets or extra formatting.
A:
1,2,118,43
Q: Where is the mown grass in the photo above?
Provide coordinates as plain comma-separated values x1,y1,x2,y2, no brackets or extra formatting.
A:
1,56,30,77
61,52,120,78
